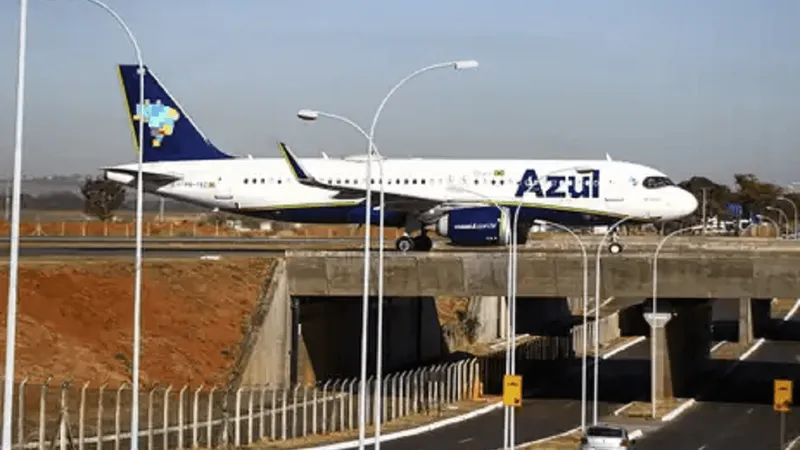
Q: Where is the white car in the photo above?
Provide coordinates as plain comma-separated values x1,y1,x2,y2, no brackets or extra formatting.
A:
579,424,637,449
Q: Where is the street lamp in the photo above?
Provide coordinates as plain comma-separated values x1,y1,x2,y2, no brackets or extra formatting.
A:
297,109,379,447
777,197,798,239
533,219,589,430
756,214,780,239
298,59,478,448
508,166,594,446
82,2,146,449
2,2,29,449
593,215,633,424
362,59,478,449
3,3,145,450
650,224,703,418
766,207,788,238
447,186,514,450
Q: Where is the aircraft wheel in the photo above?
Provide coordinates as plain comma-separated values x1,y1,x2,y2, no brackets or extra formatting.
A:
413,235,433,252
396,236,415,252
608,242,623,254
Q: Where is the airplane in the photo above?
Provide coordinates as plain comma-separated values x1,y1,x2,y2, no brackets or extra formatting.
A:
103,64,699,254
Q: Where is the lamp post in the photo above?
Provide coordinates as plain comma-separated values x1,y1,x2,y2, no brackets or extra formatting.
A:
758,214,780,239
508,166,594,446
366,59,478,449
299,59,478,447
447,186,513,450
650,224,703,418
82,2,146,448
533,219,588,430
765,208,787,238
593,216,633,424
778,197,798,239
297,109,380,448
2,2,29,449
3,3,145,450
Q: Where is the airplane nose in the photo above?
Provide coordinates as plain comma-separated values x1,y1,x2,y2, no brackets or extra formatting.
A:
682,190,699,216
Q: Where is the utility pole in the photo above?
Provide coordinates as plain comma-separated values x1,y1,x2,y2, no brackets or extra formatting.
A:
701,188,708,235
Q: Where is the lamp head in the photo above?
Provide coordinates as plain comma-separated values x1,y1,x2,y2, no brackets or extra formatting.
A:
297,109,320,121
454,60,479,70
766,206,777,211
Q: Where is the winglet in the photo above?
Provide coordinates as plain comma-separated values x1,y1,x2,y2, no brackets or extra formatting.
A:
278,141,313,182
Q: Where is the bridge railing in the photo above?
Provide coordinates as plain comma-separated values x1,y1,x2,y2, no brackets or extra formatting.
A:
1,358,481,450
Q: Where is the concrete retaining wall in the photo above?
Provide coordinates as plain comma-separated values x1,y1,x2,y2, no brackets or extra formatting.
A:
230,259,291,388
570,312,621,355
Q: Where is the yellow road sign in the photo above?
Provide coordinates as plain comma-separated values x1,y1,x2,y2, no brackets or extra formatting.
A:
503,374,522,407
774,379,792,412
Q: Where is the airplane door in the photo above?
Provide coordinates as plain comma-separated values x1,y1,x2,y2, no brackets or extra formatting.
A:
213,177,238,209
603,178,625,203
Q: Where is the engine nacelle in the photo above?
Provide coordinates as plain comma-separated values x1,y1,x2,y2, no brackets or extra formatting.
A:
434,206,512,246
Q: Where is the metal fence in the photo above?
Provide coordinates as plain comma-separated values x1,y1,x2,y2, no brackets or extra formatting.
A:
3,358,481,450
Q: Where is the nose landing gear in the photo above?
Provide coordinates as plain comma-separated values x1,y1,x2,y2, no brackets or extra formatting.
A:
607,230,624,254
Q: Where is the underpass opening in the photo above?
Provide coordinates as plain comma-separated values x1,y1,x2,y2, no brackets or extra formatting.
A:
292,296,450,385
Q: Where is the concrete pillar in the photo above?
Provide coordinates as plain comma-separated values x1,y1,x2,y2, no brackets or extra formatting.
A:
645,312,673,400
739,297,753,344
646,301,713,401
739,297,772,342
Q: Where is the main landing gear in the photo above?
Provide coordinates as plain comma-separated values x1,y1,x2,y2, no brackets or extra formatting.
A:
395,232,433,252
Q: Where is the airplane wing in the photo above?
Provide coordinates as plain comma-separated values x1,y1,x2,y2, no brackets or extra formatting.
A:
277,141,446,214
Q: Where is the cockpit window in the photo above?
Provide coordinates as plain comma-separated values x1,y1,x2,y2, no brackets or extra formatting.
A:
642,176,674,189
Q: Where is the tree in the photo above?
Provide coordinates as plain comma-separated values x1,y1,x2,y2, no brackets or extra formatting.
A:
80,176,126,221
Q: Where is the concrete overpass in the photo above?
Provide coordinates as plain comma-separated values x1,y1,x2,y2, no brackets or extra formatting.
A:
284,247,800,298
282,246,800,401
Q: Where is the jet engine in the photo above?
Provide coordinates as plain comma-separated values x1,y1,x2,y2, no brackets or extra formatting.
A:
434,206,512,246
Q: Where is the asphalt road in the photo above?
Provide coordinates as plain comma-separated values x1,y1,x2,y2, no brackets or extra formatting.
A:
362,340,654,450
636,317,800,449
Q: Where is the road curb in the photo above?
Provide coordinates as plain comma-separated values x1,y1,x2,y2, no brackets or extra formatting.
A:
295,402,503,450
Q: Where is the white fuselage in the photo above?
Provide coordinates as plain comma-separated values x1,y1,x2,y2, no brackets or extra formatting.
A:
105,156,698,227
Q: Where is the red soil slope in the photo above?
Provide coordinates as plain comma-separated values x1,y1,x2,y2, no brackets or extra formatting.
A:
0,257,275,387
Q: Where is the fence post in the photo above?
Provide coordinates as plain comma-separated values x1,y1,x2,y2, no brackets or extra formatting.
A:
302,385,309,437
78,381,89,450
192,385,203,449
397,372,406,419
234,387,243,447
58,380,70,450
17,377,27,450
178,385,188,450
338,380,346,432
347,379,356,430
311,384,318,435
270,386,277,441
291,385,300,438
248,386,255,445
96,383,106,450
162,385,172,450
206,387,217,448
38,377,51,450
321,380,332,434
280,386,288,441
259,385,267,440
147,385,157,450
114,383,127,450
381,376,389,424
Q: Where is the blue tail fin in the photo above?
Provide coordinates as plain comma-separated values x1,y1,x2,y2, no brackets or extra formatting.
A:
117,64,233,162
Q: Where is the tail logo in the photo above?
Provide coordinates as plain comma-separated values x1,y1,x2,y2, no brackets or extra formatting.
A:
133,99,181,148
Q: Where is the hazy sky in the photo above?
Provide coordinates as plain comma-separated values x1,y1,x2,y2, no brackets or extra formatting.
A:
0,0,798,185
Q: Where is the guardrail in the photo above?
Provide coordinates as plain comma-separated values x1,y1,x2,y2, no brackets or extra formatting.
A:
6,359,481,450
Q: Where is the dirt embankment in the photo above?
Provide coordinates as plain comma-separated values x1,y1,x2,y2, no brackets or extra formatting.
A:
0,257,276,388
